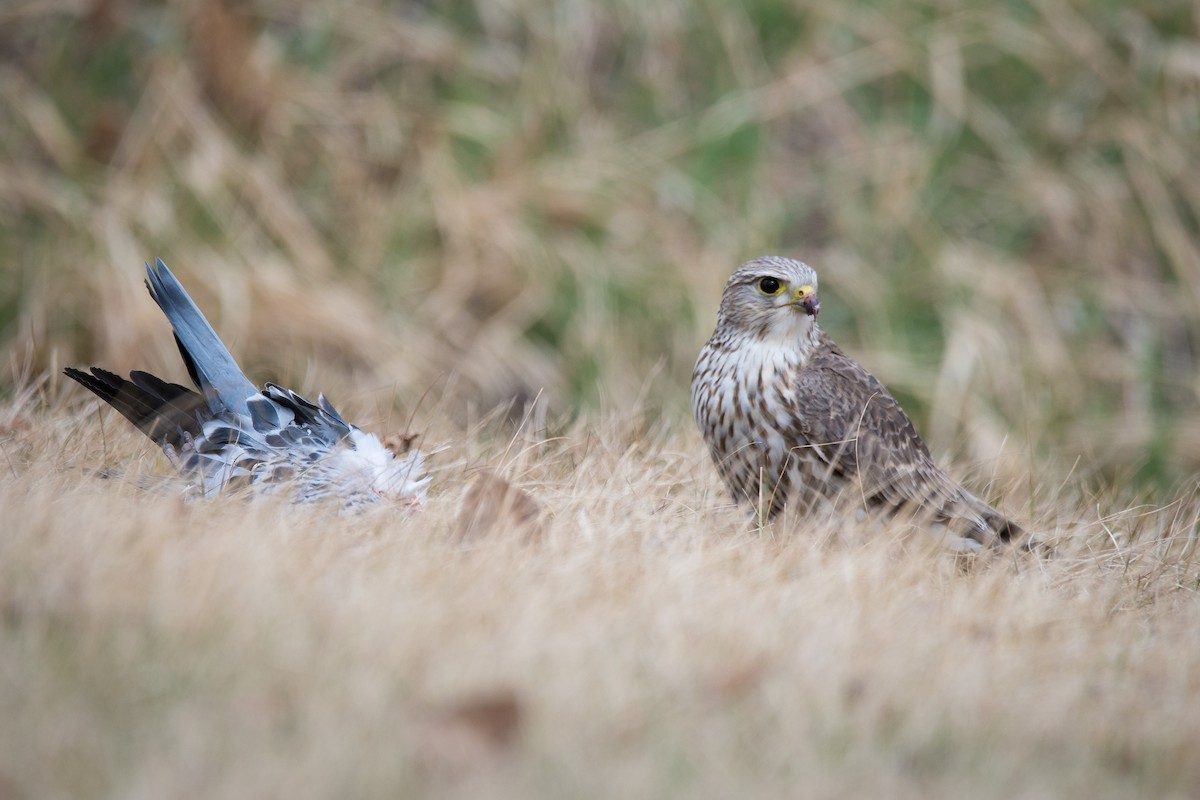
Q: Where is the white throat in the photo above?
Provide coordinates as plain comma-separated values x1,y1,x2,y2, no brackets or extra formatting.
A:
763,310,819,349
719,312,821,380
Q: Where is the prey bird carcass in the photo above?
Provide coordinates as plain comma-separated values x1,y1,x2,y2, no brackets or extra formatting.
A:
65,259,429,509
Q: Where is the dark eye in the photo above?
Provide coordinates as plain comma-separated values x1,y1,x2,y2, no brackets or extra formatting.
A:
758,277,782,295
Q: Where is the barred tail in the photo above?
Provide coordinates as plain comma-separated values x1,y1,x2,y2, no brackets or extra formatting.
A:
961,491,1023,546
975,498,1023,544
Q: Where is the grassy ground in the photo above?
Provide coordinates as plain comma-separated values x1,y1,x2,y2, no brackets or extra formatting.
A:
3,401,1199,798
2,0,1200,796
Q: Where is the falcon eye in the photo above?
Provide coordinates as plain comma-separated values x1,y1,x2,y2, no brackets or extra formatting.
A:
757,277,784,296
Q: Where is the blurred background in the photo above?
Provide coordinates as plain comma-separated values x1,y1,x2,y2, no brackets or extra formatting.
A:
1,0,1198,488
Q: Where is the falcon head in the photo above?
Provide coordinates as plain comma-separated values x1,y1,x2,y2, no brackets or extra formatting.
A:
716,256,821,345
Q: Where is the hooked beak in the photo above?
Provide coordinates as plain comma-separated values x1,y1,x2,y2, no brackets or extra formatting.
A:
793,284,819,317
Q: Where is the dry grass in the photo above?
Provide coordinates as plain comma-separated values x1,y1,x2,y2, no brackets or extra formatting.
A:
3,0,1200,796
2,391,1199,798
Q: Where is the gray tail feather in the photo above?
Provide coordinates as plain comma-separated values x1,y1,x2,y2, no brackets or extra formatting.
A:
144,259,257,417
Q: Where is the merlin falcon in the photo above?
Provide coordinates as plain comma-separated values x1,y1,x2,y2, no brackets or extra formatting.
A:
691,256,1021,549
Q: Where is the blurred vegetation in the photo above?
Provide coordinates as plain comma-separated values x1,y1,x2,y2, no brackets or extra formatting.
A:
2,0,1199,486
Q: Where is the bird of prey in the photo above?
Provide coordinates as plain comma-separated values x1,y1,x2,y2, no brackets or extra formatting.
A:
691,256,1021,549
65,259,429,509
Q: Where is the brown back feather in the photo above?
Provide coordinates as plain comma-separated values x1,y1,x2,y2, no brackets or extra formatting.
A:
791,334,964,515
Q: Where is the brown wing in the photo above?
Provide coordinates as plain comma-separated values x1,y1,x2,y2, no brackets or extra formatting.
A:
791,334,965,516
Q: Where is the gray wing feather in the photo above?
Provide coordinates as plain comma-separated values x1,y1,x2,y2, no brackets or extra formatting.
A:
177,384,357,499
145,258,257,417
